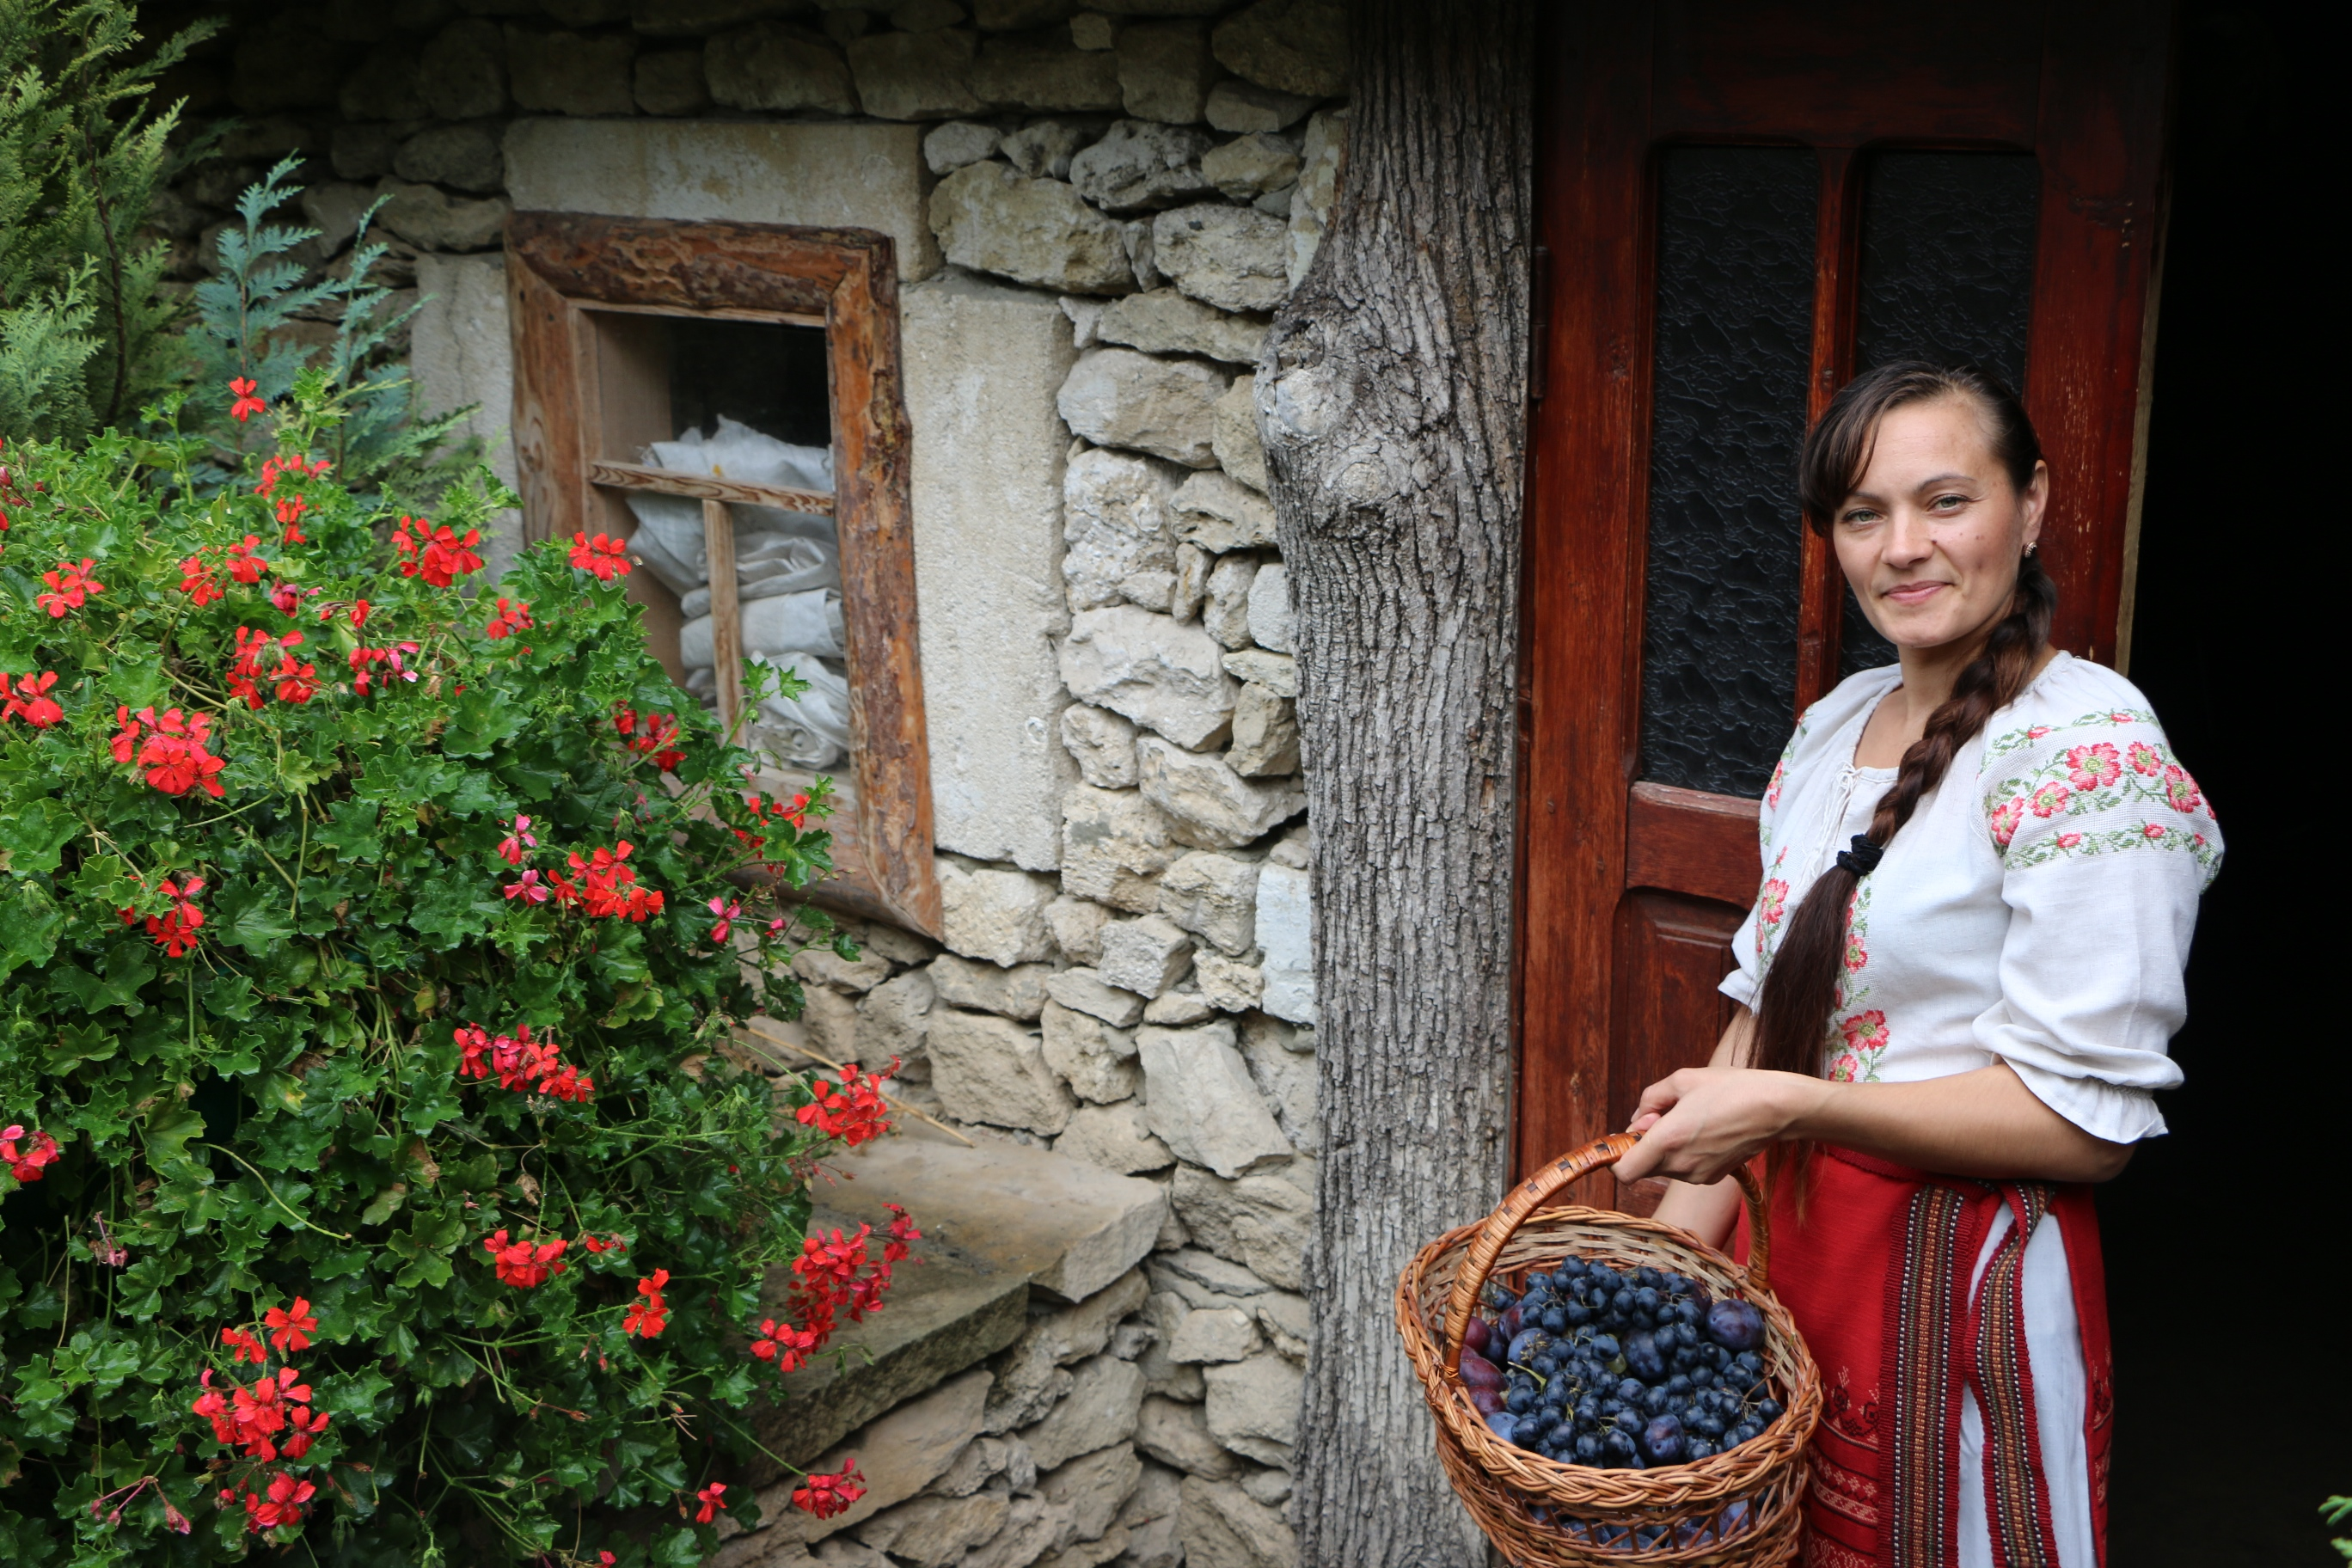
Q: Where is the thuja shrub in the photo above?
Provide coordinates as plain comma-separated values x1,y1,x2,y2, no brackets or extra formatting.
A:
0,386,913,1565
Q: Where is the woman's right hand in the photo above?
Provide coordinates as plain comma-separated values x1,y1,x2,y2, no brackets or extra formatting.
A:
1612,1065,1824,1186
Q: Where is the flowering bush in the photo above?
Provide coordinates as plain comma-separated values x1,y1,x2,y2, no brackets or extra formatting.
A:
0,389,910,1563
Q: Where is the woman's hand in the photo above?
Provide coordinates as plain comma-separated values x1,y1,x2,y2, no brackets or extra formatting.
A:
1611,1066,1829,1186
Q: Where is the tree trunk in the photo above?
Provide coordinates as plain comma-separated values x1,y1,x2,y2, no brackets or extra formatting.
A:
1257,4,1534,1565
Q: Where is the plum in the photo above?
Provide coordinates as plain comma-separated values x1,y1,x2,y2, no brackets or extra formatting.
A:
1459,1348,1503,1389
1506,1326,1551,1367
1484,1409,1518,1443
1706,1298,1765,1351
1496,1302,1525,1342
1468,1381,1504,1416
1640,1414,1686,1465
1461,1314,1492,1358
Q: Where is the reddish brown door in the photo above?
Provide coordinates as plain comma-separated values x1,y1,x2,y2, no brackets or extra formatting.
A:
1516,2,2175,1204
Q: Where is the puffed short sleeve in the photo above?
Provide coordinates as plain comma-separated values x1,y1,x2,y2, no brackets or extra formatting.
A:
1973,705,2223,1142
1718,726,1805,1014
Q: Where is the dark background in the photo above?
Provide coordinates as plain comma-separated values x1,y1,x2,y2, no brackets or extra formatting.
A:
2103,2,2343,1561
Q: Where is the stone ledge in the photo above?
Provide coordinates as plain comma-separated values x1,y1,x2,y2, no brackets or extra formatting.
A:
751,1129,1167,1472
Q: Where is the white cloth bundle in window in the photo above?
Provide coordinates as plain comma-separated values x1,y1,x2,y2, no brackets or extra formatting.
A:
622,416,837,597
749,652,853,770
680,590,843,669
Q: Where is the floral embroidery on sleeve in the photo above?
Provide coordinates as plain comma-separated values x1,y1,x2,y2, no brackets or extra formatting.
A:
1981,710,2221,884
1824,881,1885,1081
1753,847,1792,964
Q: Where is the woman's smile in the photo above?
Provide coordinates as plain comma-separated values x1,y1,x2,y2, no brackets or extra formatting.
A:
1882,579,1949,606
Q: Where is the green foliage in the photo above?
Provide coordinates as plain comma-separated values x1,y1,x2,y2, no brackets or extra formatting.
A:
180,157,476,507
0,385,870,1563
0,0,214,440
2326,1495,2352,1561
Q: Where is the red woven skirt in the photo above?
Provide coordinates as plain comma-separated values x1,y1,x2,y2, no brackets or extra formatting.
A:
1735,1145,2113,1568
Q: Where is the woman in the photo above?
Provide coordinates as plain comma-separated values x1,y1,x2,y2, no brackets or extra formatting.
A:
1612,361,2220,1568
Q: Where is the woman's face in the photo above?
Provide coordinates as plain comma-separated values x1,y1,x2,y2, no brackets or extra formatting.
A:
1833,395,2049,654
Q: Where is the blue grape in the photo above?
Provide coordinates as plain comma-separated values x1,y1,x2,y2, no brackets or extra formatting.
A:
1640,1413,1686,1464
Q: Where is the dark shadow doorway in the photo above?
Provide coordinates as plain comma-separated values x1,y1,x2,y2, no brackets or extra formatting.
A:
2105,4,2343,1561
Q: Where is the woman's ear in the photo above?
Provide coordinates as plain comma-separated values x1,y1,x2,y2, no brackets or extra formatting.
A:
2019,457,2051,548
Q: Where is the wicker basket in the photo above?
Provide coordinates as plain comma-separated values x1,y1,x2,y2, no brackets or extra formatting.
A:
1395,1133,1822,1566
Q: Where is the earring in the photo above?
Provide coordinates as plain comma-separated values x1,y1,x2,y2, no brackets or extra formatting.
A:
2024,542,2037,556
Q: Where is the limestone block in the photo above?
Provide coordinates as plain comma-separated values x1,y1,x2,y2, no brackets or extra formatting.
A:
1288,109,1348,288
1201,1353,1302,1467
1136,1020,1291,1178
1041,1001,1143,1104
1267,821,1308,867
1219,649,1295,698
1003,117,1103,180
1225,683,1298,778
1212,375,1269,491
793,945,895,995
1095,289,1267,366
1135,1395,1240,1478
743,1368,991,1547
1149,1246,1271,1303
1119,1463,1188,1568
395,125,503,193
1024,1353,1147,1473
1069,120,1215,215
1059,787,1182,915
1039,1441,1144,1546
1153,205,1289,315
1252,1289,1309,1363
1058,349,1229,469
420,19,507,120
933,1434,1016,1498
505,119,939,279
1243,561,1295,654
903,275,1081,867
858,919,946,968
1142,989,1212,1026
1191,950,1263,1013
1135,737,1305,851
1179,1474,1296,1568
1253,861,1314,1024
1170,471,1278,553
1124,217,1162,290
1071,11,1118,48
992,1267,1150,1430
1239,1014,1317,1152
926,119,1005,173
1094,916,1194,1001
409,254,520,575
1137,1310,1207,1404
938,859,1060,965
1171,544,1210,623
857,967,936,1062
797,983,863,1069
989,1349,1075,1439
1204,77,1315,134
1155,850,1259,956
1117,20,1214,124
928,1008,1076,1135
1046,896,1115,965
1167,1305,1258,1363
968,1495,1081,1568
301,182,373,258
703,22,859,113
374,181,510,252
1063,445,1181,611
1171,1162,1309,1291
974,32,1124,111
507,27,637,115
1211,0,1346,98
931,163,1136,295
854,1491,1009,1565
932,953,1056,1021
634,48,711,114
1201,133,1302,201
845,27,984,119
1044,967,1148,1028
1055,1100,1174,1173
1059,605,1239,750
1061,704,1140,789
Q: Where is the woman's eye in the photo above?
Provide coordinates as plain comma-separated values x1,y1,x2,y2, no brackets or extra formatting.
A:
1841,508,1880,527
1930,493,1968,511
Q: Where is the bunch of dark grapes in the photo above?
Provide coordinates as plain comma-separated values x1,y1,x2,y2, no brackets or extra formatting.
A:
1458,1257,1784,1472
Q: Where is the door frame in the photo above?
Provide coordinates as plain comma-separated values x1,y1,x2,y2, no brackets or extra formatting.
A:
1513,1,2177,1195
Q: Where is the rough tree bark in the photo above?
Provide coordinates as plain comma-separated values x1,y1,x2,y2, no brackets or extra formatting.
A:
1256,4,1534,1565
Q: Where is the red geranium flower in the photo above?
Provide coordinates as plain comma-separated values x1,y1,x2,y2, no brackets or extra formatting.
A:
239,1471,315,1532
264,1296,320,1353
623,1269,671,1338
1,671,63,728
792,1464,865,1521
220,1326,266,1366
482,1228,569,1288
496,814,537,864
229,377,266,422
179,554,222,604
2,1124,62,1184
569,531,632,580
393,516,484,587
225,535,270,584
486,597,534,640
691,1481,728,1524
37,557,102,617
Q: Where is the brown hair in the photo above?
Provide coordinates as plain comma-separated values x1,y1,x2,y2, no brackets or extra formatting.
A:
1752,363,2056,1109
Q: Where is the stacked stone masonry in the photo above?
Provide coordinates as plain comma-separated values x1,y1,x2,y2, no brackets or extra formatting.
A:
160,3,1346,1564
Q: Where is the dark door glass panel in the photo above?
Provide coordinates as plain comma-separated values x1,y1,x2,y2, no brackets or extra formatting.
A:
1841,150,2039,676
667,315,831,447
1641,147,1818,797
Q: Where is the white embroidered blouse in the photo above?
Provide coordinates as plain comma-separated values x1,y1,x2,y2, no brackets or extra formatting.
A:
1718,652,2221,1144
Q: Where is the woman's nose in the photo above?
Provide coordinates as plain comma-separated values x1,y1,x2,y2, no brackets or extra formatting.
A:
1884,509,1935,565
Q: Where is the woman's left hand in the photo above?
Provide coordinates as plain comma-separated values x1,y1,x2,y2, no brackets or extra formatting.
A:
1611,1066,1829,1185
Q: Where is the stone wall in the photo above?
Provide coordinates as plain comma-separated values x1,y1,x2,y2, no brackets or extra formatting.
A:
146,5,1345,1565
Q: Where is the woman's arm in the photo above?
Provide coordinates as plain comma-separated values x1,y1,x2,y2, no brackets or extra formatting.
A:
1645,1011,1753,1249
1614,1052,2135,1190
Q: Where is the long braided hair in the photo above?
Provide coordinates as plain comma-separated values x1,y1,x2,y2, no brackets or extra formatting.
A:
1750,363,2056,1106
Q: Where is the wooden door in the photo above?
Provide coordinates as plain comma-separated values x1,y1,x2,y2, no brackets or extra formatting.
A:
1516,1,2175,1204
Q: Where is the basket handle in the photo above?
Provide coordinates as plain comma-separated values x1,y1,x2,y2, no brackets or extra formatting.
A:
1439,1133,1772,1376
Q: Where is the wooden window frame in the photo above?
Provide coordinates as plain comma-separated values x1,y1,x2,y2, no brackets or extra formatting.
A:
504,211,940,937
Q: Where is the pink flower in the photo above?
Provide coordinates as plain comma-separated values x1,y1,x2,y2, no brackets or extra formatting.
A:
1990,797,2025,847
1828,1052,1862,1084
1839,1010,1889,1051
2161,764,2202,813
1756,879,1789,927
496,816,537,865
1765,759,1788,809
2064,742,2121,790
1841,926,1867,972
708,896,742,944
2030,781,2071,818
2056,832,2083,848
2143,823,2165,840
2128,741,2164,775
504,869,550,903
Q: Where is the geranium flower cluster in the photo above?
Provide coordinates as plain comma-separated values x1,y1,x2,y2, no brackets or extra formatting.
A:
452,1021,594,1101
482,1228,570,1288
255,454,330,543
393,515,484,587
615,705,684,773
348,640,422,694
623,1269,671,1338
112,706,226,798
178,535,272,605
731,789,813,860
37,556,102,616
1,670,63,728
228,626,318,709
569,531,632,581
2,1124,62,1183
549,841,665,922
794,1060,897,1149
751,1206,922,1376
486,597,534,640
119,875,206,957
793,1462,867,1521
